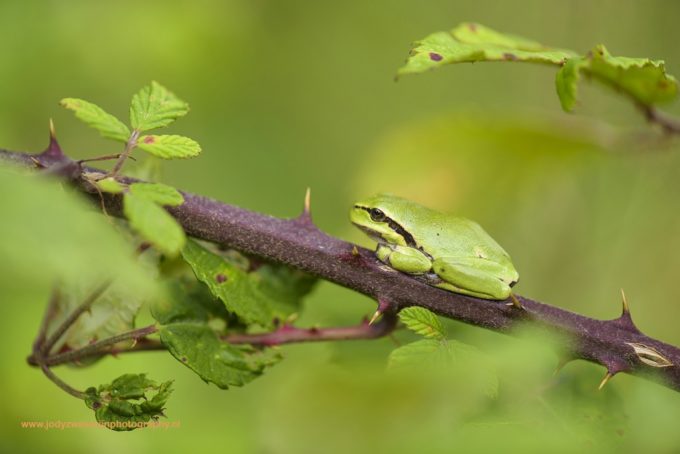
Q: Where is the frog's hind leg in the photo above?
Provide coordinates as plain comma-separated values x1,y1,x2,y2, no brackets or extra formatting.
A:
432,256,516,301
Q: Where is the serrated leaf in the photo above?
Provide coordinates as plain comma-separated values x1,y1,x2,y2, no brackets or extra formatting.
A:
399,23,678,111
251,263,317,319
123,193,186,256
398,307,445,340
130,81,189,131
181,239,273,326
398,22,576,77
151,278,233,326
47,281,146,355
555,57,588,111
85,374,173,431
136,135,201,159
586,45,677,105
129,182,184,206
388,339,498,398
60,98,130,142
159,323,280,389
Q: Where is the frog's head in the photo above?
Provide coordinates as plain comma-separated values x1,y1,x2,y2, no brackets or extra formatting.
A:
350,194,413,246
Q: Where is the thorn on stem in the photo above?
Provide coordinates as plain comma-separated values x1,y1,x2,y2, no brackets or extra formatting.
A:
614,288,638,332
41,119,64,159
505,293,524,310
368,299,395,326
598,371,614,390
295,187,314,225
620,288,630,315
368,310,381,326
304,187,311,216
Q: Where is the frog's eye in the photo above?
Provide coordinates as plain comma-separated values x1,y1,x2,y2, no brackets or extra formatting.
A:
369,208,386,222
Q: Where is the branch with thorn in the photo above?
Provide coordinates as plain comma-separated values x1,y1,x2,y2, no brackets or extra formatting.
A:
5,125,680,394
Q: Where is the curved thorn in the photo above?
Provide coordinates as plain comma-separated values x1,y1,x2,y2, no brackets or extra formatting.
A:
507,293,523,309
620,288,630,315
304,187,311,216
598,372,614,390
42,118,64,159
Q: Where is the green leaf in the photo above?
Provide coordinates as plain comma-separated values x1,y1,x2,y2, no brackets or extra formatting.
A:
129,182,184,206
123,193,186,256
556,47,677,111
181,239,273,326
398,307,445,340
60,98,130,142
136,135,201,159
555,57,588,111
94,177,125,194
159,323,280,389
388,338,442,369
398,22,576,77
388,339,498,397
151,278,233,326
130,81,189,131
85,374,173,431
399,23,678,111
252,263,317,319
586,45,677,106
0,170,159,298
47,282,145,354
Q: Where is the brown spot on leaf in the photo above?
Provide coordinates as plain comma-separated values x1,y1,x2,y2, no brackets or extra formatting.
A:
429,52,443,62
503,53,518,61
181,356,187,362
468,23,477,32
143,136,155,144
216,273,227,283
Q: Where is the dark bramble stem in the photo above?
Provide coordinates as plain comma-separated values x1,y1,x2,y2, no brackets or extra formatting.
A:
39,363,86,399
27,316,398,367
223,313,398,346
639,104,680,135
4,144,680,392
28,324,159,367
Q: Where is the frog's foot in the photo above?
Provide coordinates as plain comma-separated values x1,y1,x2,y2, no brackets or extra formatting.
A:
368,299,396,326
506,292,523,309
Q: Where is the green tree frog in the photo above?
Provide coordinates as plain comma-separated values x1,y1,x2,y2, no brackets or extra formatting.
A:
350,194,519,301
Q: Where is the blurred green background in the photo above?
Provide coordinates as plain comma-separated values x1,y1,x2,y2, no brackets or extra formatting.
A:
2,0,680,452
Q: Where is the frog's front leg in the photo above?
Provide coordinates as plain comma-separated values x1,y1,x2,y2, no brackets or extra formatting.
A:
375,244,432,275
432,257,517,300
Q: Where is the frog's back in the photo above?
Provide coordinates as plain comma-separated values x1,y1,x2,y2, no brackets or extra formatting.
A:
364,194,510,260
404,204,510,261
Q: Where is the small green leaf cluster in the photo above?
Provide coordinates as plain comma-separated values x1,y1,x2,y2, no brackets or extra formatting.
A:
399,22,678,112
123,182,186,256
151,240,315,389
50,82,318,429
61,81,200,160
88,178,186,256
84,374,173,431
61,82,203,256
72,243,314,430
